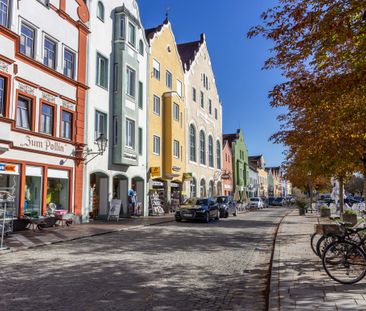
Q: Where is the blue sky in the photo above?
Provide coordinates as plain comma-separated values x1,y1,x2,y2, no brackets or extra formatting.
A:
138,0,285,167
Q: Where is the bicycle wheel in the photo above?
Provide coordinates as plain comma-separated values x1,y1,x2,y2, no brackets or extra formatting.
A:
322,240,366,284
310,232,322,256
316,235,336,258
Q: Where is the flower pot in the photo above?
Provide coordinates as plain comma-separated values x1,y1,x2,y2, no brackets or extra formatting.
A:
342,213,357,226
320,209,331,218
299,207,305,216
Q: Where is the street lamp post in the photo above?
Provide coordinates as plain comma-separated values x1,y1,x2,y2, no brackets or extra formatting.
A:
78,134,108,164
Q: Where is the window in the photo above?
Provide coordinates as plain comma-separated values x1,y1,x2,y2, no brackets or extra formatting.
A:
166,70,172,89
96,53,108,88
153,135,160,155
97,1,104,21
63,49,75,79
200,130,206,165
200,91,204,108
200,179,206,197
190,178,197,198
125,118,135,148
113,116,118,146
37,0,49,6
16,97,31,130
120,16,125,38
173,103,179,121
138,127,143,155
209,99,212,115
0,76,5,116
216,140,221,169
47,169,69,212
128,22,136,47
139,40,144,55
153,95,160,115
126,66,136,97
0,0,10,28
189,124,196,162
153,59,160,80
20,23,35,58
138,81,143,109
173,140,180,158
215,108,218,120
43,37,57,69
208,136,214,167
113,63,118,92
61,111,72,140
95,111,107,140
192,87,196,102
40,103,54,135
177,80,182,97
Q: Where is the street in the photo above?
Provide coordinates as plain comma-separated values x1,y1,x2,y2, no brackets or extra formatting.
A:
0,208,288,311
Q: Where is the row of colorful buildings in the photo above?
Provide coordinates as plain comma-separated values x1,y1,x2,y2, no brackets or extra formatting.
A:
0,0,290,226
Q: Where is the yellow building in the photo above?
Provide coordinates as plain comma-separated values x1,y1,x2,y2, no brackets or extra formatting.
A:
146,19,186,212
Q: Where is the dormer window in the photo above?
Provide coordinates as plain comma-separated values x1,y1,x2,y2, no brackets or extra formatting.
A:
97,2,105,22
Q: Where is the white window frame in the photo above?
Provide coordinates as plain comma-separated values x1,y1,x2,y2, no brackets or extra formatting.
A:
16,96,31,130
153,59,160,80
43,35,57,69
96,52,109,89
40,103,54,135
20,22,35,58
128,22,136,47
153,135,160,155
176,79,182,97
63,47,76,79
0,0,10,28
125,118,135,149
95,110,107,140
126,66,136,98
153,95,160,116
0,76,5,116
61,110,72,140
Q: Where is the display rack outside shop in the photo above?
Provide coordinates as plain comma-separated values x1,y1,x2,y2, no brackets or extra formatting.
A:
0,188,16,251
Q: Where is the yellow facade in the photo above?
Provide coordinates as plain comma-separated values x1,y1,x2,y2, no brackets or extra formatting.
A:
147,21,186,183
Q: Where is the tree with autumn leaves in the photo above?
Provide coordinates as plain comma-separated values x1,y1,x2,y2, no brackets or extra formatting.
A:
248,0,366,209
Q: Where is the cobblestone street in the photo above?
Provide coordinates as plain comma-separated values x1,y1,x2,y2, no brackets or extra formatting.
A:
0,208,288,311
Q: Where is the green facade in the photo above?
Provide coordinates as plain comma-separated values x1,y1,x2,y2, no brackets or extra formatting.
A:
230,129,249,201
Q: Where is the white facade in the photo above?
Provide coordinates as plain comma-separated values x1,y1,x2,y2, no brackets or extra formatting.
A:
83,0,148,220
179,35,223,198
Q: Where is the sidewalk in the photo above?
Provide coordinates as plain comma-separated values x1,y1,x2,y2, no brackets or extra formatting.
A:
0,215,174,254
270,210,366,311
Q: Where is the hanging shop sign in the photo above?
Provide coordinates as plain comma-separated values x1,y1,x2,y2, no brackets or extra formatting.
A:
150,167,161,177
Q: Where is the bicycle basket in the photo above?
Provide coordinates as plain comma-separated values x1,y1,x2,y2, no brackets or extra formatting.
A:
314,224,343,236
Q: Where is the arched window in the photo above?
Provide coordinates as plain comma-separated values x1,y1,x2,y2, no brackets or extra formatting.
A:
208,135,214,167
97,1,105,21
208,180,214,197
216,140,221,169
139,40,144,55
190,124,196,162
200,130,206,165
190,177,197,198
200,179,206,197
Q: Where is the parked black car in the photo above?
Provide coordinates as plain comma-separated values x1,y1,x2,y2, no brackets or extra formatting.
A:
216,196,237,218
272,197,285,206
268,197,276,206
175,198,219,223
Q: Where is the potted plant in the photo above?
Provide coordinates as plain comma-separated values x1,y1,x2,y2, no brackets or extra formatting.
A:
342,209,358,226
296,198,307,216
320,205,331,218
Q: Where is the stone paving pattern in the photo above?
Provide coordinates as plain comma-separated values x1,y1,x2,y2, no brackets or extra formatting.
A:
270,210,366,311
0,208,288,311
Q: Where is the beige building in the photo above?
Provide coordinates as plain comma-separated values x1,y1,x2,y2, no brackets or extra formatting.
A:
178,34,223,198
249,155,268,197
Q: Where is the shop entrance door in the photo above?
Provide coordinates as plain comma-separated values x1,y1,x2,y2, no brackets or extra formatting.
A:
113,175,128,217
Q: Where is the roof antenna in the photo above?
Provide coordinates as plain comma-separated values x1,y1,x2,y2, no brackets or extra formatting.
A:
165,6,171,19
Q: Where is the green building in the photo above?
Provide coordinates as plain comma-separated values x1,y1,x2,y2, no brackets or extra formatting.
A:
223,129,249,201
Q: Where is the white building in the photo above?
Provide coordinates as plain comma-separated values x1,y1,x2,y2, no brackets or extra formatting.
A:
83,0,148,220
0,0,89,225
178,34,223,198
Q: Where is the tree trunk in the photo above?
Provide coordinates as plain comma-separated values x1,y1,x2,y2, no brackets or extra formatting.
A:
339,176,344,216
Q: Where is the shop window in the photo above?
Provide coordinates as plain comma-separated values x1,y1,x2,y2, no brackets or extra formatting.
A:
63,49,75,79
0,76,5,116
0,163,20,217
0,0,10,28
47,169,69,211
20,23,35,58
61,110,72,140
16,96,32,130
24,166,42,217
44,36,57,69
40,103,54,135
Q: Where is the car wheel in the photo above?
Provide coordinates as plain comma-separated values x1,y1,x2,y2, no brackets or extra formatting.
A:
225,211,229,218
205,212,210,223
